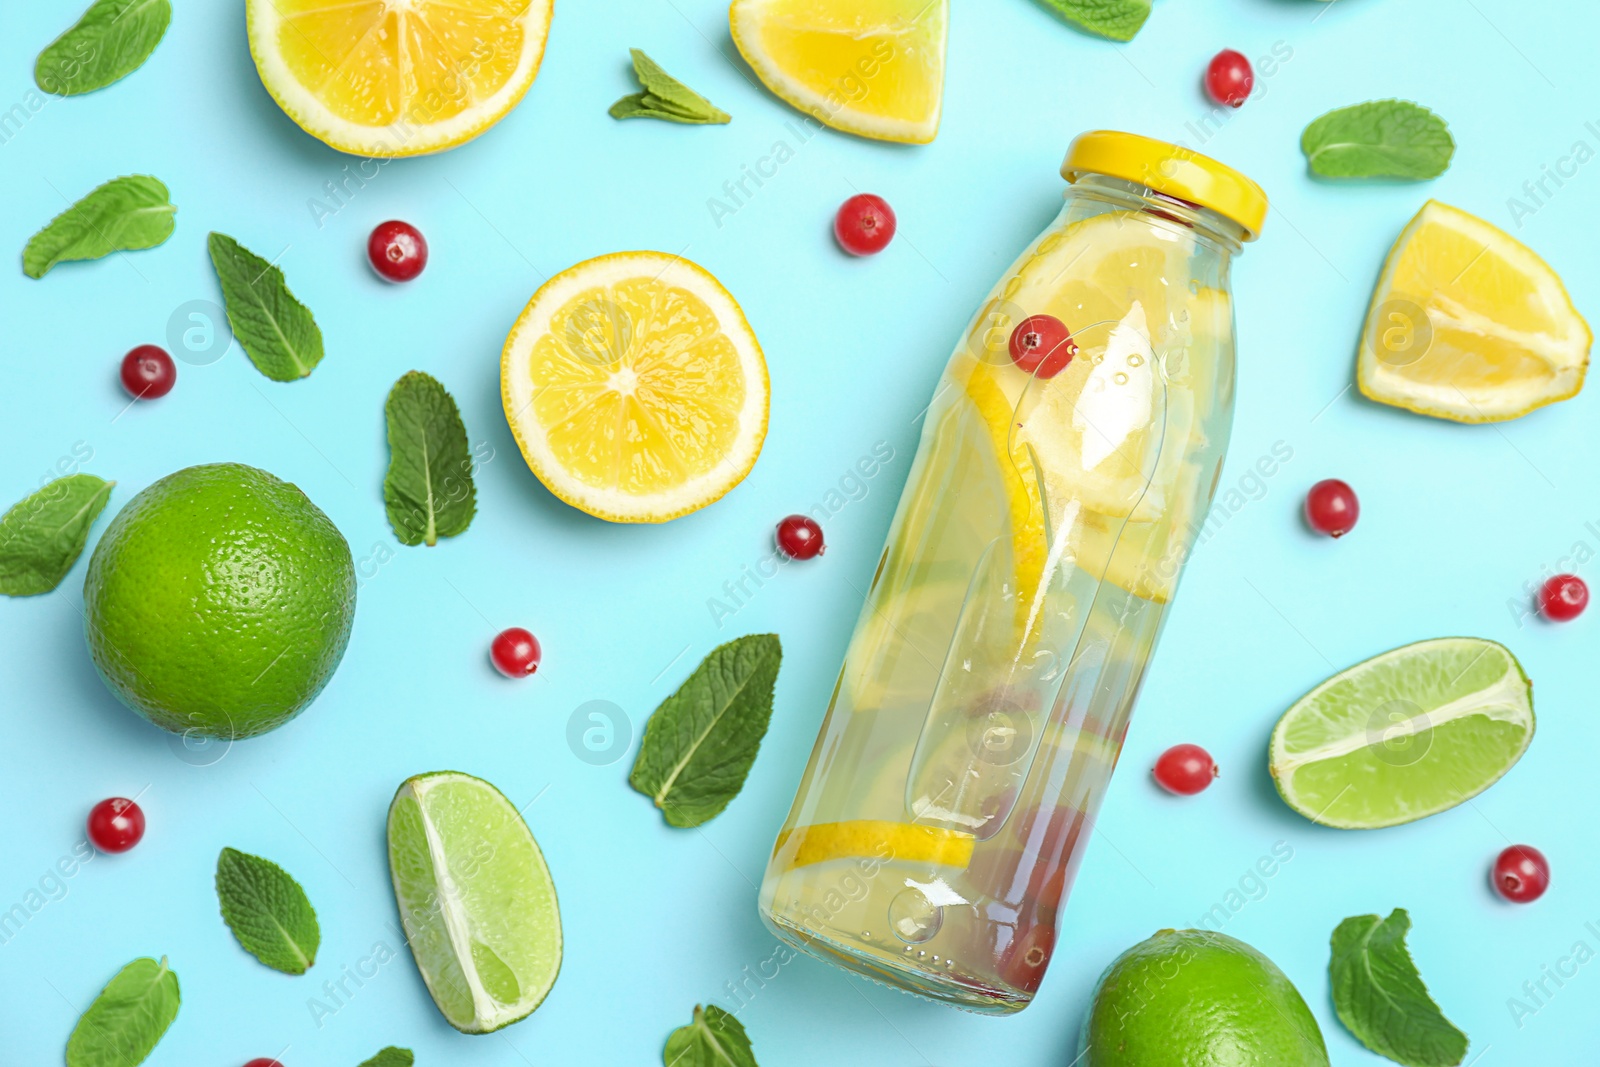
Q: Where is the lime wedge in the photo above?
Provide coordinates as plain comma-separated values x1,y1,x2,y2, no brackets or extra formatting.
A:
1269,638,1533,829
387,771,561,1033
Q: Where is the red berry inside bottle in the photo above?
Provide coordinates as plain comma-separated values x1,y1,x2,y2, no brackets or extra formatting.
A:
1539,574,1588,621
997,921,1056,993
368,220,428,282
776,515,825,560
1205,49,1254,108
834,194,896,256
1304,479,1359,537
242,1060,285,1067
87,797,145,853
1008,315,1077,379
120,345,176,399
1492,845,1549,903
490,627,542,677
1153,744,1216,795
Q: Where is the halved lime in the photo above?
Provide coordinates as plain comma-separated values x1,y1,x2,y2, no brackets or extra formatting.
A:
387,771,561,1033
1269,638,1533,829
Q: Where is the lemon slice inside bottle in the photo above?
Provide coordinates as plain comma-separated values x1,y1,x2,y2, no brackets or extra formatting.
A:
774,820,975,870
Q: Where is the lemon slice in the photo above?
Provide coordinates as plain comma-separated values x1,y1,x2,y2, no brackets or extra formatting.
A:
1358,200,1590,422
730,0,948,144
501,252,769,524
247,0,553,157
774,820,974,870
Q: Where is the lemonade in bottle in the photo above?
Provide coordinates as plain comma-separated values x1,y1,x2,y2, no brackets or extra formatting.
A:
758,132,1268,1013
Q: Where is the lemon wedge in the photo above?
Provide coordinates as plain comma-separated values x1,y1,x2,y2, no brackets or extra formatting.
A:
247,0,553,157
501,252,769,524
1358,200,1590,422
774,820,974,870
730,0,948,144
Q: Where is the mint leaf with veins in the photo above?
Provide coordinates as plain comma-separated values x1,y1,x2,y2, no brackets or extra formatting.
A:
208,231,325,381
23,175,175,278
66,957,180,1067
383,371,476,547
216,847,321,975
1302,100,1455,180
36,0,171,96
1035,0,1151,42
629,635,782,828
663,1005,759,1067
1330,909,1469,1066
0,474,114,596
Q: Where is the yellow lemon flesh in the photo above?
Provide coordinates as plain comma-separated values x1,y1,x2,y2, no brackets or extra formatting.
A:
730,0,948,144
774,820,974,870
958,215,1222,607
247,0,553,157
1358,200,1590,422
501,252,769,524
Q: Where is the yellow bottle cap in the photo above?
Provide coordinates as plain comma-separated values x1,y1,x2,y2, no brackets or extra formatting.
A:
1061,131,1269,240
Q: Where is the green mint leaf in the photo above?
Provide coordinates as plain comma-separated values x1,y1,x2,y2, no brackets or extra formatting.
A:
215,847,321,975
1035,0,1151,42
23,175,176,279
1330,909,1469,1066
0,474,114,597
1302,100,1455,180
36,0,172,97
207,232,324,381
383,371,477,547
357,1048,414,1067
66,956,180,1067
663,1005,759,1067
610,49,730,125
630,634,781,828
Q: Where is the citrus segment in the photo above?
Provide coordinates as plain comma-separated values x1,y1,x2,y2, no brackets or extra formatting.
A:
387,771,561,1033
1358,200,1590,422
1269,638,1534,829
730,0,948,144
501,252,769,523
775,820,974,870
248,0,552,156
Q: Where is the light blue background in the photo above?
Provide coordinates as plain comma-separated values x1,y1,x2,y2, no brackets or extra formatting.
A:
1,0,1595,1063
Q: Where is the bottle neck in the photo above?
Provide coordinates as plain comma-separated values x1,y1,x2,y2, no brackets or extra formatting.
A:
1065,174,1247,258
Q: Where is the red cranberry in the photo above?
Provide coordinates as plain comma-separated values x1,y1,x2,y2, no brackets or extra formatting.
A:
1008,315,1077,379
776,515,825,560
490,628,541,677
1492,845,1550,903
120,345,176,399
834,194,896,255
1539,574,1588,622
1153,744,1217,795
368,220,428,282
87,798,145,853
1205,49,1254,107
1304,479,1359,537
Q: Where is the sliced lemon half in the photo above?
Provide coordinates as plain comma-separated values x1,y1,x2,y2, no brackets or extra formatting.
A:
1358,200,1590,422
730,0,948,144
248,0,554,157
501,252,769,524
774,820,974,870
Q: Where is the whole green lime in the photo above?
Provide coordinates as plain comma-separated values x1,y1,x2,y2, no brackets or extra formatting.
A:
84,463,356,740
1081,929,1329,1066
